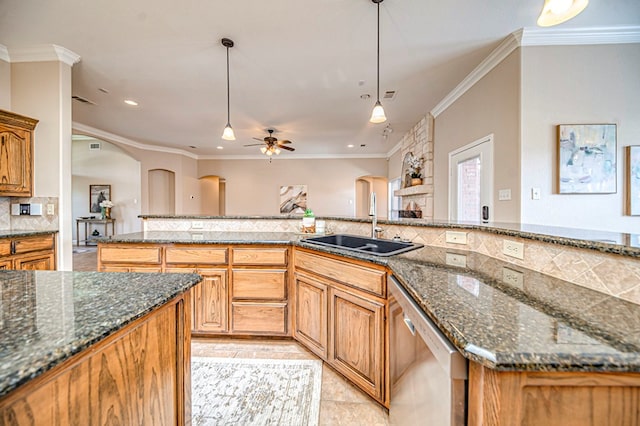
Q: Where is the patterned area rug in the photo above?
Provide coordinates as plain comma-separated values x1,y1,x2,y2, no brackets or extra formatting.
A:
192,357,322,426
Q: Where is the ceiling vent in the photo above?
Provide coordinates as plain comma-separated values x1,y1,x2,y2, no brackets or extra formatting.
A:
383,90,397,100
72,95,96,105
89,142,101,150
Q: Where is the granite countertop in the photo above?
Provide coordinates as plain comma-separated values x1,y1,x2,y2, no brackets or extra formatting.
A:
98,231,640,373
0,270,201,399
0,230,58,239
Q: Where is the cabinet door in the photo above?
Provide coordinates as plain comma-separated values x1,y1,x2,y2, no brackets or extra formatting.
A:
194,269,228,333
329,286,385,402
0,129,32,196
0,259,12,270
294,273,328,359
14,252,55,271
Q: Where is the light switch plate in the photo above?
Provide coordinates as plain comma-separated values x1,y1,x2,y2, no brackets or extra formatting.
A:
47,204,55,215
498,189,511,201
531,187,541,200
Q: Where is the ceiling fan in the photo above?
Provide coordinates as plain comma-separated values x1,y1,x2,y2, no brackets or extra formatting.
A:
244,129,295,156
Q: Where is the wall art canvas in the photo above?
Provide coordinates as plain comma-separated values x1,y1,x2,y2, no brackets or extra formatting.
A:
90,184,111,213
627,146,640,216
279,185,307,214
557,124,617,194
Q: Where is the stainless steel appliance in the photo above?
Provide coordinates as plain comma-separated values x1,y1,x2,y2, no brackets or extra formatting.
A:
389,276,468,425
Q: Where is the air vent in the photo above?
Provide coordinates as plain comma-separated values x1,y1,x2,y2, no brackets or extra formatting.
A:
72,95,96,105
383,90,396,100
89,142,101,150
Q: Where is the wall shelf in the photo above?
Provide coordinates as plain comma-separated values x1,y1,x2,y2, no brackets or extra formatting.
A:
394,184,432,197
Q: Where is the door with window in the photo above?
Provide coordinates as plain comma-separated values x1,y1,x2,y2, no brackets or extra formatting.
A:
449,136,493,222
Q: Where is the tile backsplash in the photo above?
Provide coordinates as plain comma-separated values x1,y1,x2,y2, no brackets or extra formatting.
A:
0,196,59,231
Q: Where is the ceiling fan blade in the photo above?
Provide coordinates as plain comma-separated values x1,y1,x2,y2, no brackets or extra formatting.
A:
277,140,292,145
252,137,264,142
243,143,265,147
279,145,295,151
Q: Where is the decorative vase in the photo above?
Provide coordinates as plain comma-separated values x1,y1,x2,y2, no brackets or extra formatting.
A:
105,207,112,219
410,177,423,186
100,207,106,220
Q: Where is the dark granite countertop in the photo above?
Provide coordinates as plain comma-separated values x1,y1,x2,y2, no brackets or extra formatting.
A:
139,215,640,257
0,270,201,399
0,230,58,239
99,231,640,373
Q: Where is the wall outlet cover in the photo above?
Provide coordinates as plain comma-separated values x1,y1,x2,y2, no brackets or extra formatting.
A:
502,239,524,260
445,252,467,268
445,231,468,245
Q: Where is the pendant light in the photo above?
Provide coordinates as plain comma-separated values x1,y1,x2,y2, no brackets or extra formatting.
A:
369,0,387,124
537,0,588,27
221,38,236,140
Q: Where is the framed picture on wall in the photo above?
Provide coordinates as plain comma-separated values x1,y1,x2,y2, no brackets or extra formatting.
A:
90,184,111,213
279,185,307,214
557,124,617,194
627,146,640,216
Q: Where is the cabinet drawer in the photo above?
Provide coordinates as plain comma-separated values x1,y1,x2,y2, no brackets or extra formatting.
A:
13,235,54,255
232,247,288,266
231,302,287,334
100,246,162,264
166,246,227,265
232,270,287,300
0,240,10,257
294,250,385,296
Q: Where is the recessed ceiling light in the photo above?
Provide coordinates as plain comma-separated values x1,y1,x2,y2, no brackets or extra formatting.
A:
360,94,371,100
124,99,138,106
347,144,354,148
189,145,197,149
217,146,224,150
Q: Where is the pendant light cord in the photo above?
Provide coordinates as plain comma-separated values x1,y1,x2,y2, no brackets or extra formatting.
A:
226,45,230,124
376,0,380,103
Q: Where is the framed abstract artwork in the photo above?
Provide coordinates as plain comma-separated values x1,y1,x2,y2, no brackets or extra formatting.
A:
279,185,307,214
557,124,617,194
627,146,640,216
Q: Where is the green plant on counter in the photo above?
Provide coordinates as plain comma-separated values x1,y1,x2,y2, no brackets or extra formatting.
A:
303,208,314,217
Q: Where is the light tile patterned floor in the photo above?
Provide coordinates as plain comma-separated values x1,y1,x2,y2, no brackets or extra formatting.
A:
192,338,390,426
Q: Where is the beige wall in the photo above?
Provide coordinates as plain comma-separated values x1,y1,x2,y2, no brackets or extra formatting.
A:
433,50,521,223
198,158,387,216
521,44,640,233
0,59,10,110
72,139,142,240
12,60,73,270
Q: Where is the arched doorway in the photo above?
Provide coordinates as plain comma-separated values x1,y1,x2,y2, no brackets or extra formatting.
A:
199,175,226,216
355,176,388,219
148,169,176,214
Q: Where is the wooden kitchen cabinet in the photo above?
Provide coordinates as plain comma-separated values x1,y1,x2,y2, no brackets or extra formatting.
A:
293,249,388,406
0,233,56,270
0,110,38,197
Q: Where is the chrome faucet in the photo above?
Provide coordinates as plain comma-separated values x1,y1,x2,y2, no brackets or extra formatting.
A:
369,192,382,239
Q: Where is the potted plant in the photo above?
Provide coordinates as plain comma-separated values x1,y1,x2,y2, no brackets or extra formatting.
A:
407,154,425,186
302,208,315,233
99,199,114,219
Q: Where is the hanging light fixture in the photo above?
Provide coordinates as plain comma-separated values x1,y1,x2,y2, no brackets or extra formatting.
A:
221,38,236,140
369,0,387,124
537,0,588,27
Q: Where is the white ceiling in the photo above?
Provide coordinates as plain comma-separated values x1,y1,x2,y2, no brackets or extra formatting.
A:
1,0,639,158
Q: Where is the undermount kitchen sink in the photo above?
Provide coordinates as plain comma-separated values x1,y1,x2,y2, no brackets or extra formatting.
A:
302,234,423,257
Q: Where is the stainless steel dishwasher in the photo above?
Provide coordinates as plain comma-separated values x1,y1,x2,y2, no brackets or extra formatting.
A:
389,276,468,425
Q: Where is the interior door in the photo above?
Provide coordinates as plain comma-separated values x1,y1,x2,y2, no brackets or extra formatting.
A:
449,135,493,222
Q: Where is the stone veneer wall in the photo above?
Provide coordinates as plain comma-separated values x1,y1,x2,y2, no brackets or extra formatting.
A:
397,113,434,219
143,217,640,306
0,196,59,231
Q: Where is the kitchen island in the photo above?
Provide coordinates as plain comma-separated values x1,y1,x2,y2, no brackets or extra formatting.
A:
0,269,201,425
97,228,640,424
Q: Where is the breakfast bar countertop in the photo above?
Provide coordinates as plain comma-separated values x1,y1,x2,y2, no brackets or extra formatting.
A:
98,231,640,374
0,270,201,399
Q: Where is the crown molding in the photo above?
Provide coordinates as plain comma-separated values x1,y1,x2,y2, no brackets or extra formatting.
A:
72,122,199,159
0,45,9,62
197,153,388,161
431,26,640,118
386,141,402,158
8,44,81,66
520,26,640,46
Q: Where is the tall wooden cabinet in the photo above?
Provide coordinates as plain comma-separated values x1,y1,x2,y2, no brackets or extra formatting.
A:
0,109,38,197
293,249,388,407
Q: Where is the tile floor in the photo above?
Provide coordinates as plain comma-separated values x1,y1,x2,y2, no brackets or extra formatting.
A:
72,248,390,425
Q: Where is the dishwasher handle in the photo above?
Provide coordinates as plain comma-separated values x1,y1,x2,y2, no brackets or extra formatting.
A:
403,315,416,336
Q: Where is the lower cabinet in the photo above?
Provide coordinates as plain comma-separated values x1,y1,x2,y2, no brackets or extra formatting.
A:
0,233,57,271
192,269,228,333
293,249,388,407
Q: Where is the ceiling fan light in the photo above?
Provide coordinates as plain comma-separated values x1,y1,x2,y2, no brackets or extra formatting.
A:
274,148,281,155
260,146,267,154
222,123,236,140
370,101,387,124
537,0,588,27
266,149,273,156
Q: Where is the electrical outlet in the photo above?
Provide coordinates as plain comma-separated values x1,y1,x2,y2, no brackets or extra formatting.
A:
498,189,511,201
502,240,524,260
191,221,203,229
445,252,467,268
502,267,524,289
46,204,55,215
445,231,468,245
191,233,204,241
